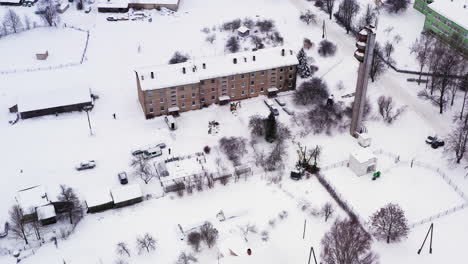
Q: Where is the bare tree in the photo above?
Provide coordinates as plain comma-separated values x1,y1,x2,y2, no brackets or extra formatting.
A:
318,40,337,57
377,96,405,124
307,103,346,134
57,184,84,225
336,0,360,34
310,145,322,168
294,77,329,105
446,121,468,164
205,34,216,44
187,231,202,252
226,36,240,53
3,9,23,33
370,204,409,243
136,233,157,253
37,0,60,27
383,41,395,67
255,19,275,33
369,42,386,82
9,205,29,245
238,223,258,242
410,33,433,84
176,252,198,264
357,4,376,30
249,115,265,137
299,10,317,25
169,51,190,64
23,15,31,30
114,259,128,264
385,0,410,13
321,219,378,264
459,74,468,121
199,222,218,248
323,0,336,20
116,242,131,257
219,137,247,165
321,202,335,222
130,156,155,184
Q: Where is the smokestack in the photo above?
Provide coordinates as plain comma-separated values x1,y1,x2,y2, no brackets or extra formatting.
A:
233,58,237,64
281,49,285,56
253,55,256,61
202,63,206,69
244,57,247,62
182,67,186,74
290,50,293,55
150,72,154,79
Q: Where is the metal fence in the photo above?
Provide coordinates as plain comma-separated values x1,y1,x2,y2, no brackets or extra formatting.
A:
321,160,349,171
409,203,468,228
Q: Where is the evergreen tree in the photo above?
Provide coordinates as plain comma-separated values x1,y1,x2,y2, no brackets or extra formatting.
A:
265,112,277,143
297,48,312,78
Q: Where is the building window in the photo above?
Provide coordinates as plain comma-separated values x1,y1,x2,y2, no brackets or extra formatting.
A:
241,74,245,79
250,88,254,94
242,90,245,95
171,95,176,99
171,90,176,94
250,81,254,85
271,72,276,75
192,93,196,98
289,66,293,71
231,84,235,89
251,73,255,77
261,71,265,76
147,91,153,97
192,101,196,106
201,89,205,94
148,99,153,105
289,74,293,79
222,76,227,79
212,95,215,100
211,87,215,92
179,87,184,91
201,80,205,85
279,85,283,89
231,76,235,81
192,85,196,90
280,76,283,81
260,87,264,92
172,103,177,106
159,90,164,96
242,82,246,87
181,95,185,99
201,98,205,102
149,107,153,113
161,106,165,111
280,68,284,72
160,98,164,103
288,83,293,88
211,79,215,83
181,103,185,108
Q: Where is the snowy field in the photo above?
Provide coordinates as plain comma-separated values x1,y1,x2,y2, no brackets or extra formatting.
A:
0,0,467,264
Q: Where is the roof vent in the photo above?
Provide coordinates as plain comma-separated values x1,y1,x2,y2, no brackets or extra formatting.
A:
182,67,186,74
244,57,247,62
150,72,154,79
202,63,206,69
233,58,237,64
253,55,256,61
281,49,285,56
290,50,293,55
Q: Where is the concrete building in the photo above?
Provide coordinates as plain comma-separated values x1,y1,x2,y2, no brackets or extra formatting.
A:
98,0,180,12
414,0,468,52
349,149,377,177
135,47,298,118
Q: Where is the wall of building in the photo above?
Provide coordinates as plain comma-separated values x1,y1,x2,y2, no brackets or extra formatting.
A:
128,2,180,11
138,65,297,118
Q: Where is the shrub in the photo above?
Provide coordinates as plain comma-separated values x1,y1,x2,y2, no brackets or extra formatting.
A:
169,51,190,64
318,40,337,57
226,36,240,53
203,145,211,154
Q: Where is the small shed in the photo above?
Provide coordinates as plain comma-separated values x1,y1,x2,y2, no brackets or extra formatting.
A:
234,164,252,177
85,190,114,213
36,204,57,225
111,184,143,208
36,50,48,60
349,149,377,176
237,26,249,37
267,87,279,97
357,133,371,148
15,185,50,223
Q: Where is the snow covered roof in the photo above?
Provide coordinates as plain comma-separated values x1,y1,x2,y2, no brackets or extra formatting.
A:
36,204,56,220
0,0,22,3
267,87,279,92
16,186,49,215
219,95,230,101
164,158,205,180
429,0,468,29
98,0,179,8
97,0,129,8
350,149,376,164
135,47,298,91
111,184,143,204
130,0,179,4
18,87,92,113
238,26,249,33
85,189,113,208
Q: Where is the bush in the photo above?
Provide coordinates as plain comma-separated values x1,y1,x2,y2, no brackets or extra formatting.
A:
187,232,202,252
242,17,254,29
77,2,83,10
318,40,337,57
219,136,247,165
377,96,406,123
256,19,275,33
307,103,346,135
310,65,319,75
203,145,211,154
250,35,265,49
315,0,324,8
169,51,190,64
385,0,410,13
226,36,240,53
222,19,241,32
294,77,329,106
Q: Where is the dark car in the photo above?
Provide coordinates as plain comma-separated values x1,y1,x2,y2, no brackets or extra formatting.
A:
270,108,279,116
118,172,128,185
290,170,303,181
426,136,444,149
107,16,118,22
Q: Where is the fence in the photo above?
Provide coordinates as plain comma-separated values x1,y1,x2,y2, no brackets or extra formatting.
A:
409,203,468,228
320,160,349,171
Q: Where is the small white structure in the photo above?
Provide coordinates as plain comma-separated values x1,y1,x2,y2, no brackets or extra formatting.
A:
36,204,57,225
357,133,372,147
237,26,249,37
111,184,143,208
349,149,377,176
15,186,50,221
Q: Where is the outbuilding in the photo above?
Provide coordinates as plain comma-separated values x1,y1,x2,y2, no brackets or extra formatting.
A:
111,184,143,208
15,186,50,223
237,26,250,37
349,149,377,176
85,190,114,213
36,204,57,225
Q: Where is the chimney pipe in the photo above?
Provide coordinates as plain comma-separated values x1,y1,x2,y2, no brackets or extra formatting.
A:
182,67,186,74
202,63,206,69
150,72,154,79
290,50,293,55
244,57,247,62
233,58,237,64
281,49,285,56
253,55,256,61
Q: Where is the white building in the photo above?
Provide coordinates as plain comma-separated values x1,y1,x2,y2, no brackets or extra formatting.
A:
349,149,377,176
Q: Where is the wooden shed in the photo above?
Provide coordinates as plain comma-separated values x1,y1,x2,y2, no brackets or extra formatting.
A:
36,50,48,60
111,184,143,208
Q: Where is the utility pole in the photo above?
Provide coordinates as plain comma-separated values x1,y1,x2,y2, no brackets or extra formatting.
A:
417,223,434,255
350,25,376,137
307,246,318,264
322,20,326,39
84,107,93,135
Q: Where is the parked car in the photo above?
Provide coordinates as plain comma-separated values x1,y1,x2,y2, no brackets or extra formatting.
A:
156,142,167,149
290,170,303,181
132,149,144,156
282,107,294,116
106,16,117,21
76,160,96,171
270,107,279,116
142,147,162,159
118,172,128,185
426,136,445,149
275,98,286,106
85,6,92,13
264,99,274,109
165,115,177,130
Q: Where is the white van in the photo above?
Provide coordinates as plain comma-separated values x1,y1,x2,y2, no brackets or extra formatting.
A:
165,115,177,130
143,147,162,159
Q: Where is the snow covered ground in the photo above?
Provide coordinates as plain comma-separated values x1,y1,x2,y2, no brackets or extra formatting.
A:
0,0,467,263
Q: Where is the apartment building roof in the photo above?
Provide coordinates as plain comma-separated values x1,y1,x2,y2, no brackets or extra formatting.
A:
135,46,298,91
429,0,467,29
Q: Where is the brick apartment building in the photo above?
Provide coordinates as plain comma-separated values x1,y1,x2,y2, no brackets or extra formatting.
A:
135,47,299,118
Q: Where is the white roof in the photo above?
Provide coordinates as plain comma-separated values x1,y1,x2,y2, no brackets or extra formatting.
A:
429,0,468,29
111,184,143,204
85,189,113,208
168,106,180,112
164,158,205,180
238,26,249,33
16,186,49,214
130,0,179,4
0,0,22,3
97,0,129,8
219,95,230,101
350,149,376,164
18,87,92,113
267,87,279,92
135,47,298,91
36,205,56,220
